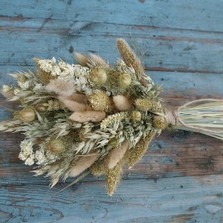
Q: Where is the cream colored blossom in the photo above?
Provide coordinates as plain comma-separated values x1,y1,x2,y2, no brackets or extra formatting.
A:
35,148,47,165
19,140,35,166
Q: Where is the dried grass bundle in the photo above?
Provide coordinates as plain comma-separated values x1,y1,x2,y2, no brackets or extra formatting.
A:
0,39,222,196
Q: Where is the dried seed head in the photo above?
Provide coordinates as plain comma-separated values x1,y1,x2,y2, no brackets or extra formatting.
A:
126,132,155,168
1,85,14,98
118,73,132,89
19,108,36,122
17,75,28,83
107,140,129,169
13,88,21,95
152,115,167,129
46,79,74,97
47,138,65,154
100,112,128,129
134,98,154,112
130,111,142,122
91,160,105,176
113,95,132,111
89,53,108,67
33,58,55,84
58,96,87,112
69,110,106,123
70,93,88,104
106,163,121,196
69,154,99,177
35,103,47,112
107,137,119,150
74,52,89,66
116,39,144,79
89,67,107,85
89,90,112,112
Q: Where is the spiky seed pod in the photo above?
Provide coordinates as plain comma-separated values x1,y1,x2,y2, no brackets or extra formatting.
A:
106,163,122,196
130,111,142,122
152,115,167,129
91,160,105,176
69,110,106,123
18,108,36,122
113,95,132,111
150,103,162,113
1,85,14,98
33,58,54,84
89,67,107,85
134,98,154,112
126,132,156,168
116,39,144,79
35,103,47,112
118,73,132,89
89,91,112,112
69,154,99,177
107,140,129,169
47,138,65,154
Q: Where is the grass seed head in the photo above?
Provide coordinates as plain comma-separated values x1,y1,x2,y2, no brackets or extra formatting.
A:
89,67,107,85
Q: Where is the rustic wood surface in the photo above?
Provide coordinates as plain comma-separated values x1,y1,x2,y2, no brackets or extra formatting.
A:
1,1,223,222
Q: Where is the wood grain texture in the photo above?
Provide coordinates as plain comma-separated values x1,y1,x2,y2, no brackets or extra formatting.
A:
1,0,223,222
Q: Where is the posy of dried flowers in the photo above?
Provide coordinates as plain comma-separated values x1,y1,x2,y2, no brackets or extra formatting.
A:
1,39,223,196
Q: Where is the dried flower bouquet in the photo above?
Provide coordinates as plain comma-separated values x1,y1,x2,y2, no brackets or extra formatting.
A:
0,39,222,196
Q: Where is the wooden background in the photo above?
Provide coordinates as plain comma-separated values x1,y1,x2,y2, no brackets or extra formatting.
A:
1,1,223,222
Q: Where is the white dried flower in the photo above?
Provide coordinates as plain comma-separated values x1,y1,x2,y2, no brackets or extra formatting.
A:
35,148,47,165
19,140,35,166
24,155,35,166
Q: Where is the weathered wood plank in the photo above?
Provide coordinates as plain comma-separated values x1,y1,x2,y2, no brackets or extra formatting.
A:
1,175,223,223
1,131,223,186
1,0,223,32
1,23,223,73
1,1,223,74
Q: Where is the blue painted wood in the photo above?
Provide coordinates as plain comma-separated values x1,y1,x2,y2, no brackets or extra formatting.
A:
1,176,223,223
1,0,223,222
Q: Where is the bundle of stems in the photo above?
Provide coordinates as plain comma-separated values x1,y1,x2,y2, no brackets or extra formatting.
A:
0,38,222,196
173,99,223,140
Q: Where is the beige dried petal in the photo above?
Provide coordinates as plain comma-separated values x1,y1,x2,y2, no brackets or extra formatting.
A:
74,52,89,67
70,93,88,104
89,53,109,67
46,79,74,96
69,154,99,177
58,96,86,112
107,140,129,169
113,95,132,111
69,110,106,123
